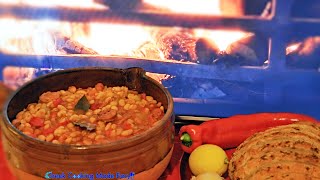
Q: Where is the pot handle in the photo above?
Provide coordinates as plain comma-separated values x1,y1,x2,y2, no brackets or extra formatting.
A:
123,67,146,92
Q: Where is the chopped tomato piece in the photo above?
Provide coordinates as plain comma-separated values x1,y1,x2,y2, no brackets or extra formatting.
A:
58,120,69,126
105,129,112,136
30,117,44,127
53,98,63,107
42,127,56,135
141,93,146,100
148,114,157,125
58,134,68,142
90,103,101,110
50,111,58,119
122,122,132,130
151,108,163,119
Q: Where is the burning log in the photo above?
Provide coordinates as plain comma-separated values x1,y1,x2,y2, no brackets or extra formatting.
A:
220,34,268,66
132,41,163,60
151,28,197,62
195,38,219,65
286,37,320,69
194,34,268,67
54,33,98,55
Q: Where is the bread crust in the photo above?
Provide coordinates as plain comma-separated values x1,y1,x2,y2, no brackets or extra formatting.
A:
228,121,320,180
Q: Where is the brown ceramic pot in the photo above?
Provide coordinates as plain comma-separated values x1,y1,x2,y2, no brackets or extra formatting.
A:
0,67,175,180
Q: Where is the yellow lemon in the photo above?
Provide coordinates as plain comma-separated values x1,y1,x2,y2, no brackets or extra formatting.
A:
191,172,224,180
189,144,228,176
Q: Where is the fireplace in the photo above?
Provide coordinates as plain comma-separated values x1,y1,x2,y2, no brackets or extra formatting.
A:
0,0,319,119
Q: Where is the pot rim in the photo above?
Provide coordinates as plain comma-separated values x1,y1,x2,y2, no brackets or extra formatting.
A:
2,67,174,152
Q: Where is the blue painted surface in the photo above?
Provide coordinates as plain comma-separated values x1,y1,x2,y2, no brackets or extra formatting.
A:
0,54,319,119
0,0,320,120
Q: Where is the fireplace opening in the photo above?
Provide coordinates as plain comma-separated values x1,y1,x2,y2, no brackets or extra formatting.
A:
1,0,320,118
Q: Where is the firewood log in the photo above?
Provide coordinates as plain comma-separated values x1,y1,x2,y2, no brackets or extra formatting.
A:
223,34,268,66
54,33,98,55
133,41,163,60
195,38,219,64
151,28,197,62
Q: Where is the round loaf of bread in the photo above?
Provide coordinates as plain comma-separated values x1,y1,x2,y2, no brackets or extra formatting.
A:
228,121,320,180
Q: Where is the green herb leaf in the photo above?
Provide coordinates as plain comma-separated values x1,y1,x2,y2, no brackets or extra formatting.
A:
74,95,90,112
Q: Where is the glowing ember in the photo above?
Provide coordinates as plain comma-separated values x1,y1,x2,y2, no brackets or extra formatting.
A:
286,43,301,55
195,29,248,51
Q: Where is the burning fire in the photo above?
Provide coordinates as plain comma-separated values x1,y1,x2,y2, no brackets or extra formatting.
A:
144,0,247,51
143,0,221,15
195,29,247,51
0,18,153,56
76,23,153,56
0,18,76,55
0,0,246,56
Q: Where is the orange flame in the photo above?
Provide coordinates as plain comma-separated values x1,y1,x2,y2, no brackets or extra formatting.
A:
195,29,248,51
143,0,221,15
0,0,248,56
0,18,153,56
144,0,247,51
0,18,74,54
286,43,301,55
76,23,152,56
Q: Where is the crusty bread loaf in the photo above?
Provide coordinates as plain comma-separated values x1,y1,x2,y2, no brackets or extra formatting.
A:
228,121,320,180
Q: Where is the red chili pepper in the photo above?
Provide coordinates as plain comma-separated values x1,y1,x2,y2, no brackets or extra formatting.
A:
29,117,44,127
179,113,318,153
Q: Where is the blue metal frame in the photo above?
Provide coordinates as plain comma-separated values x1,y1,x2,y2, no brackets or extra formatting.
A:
1,0,320,119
